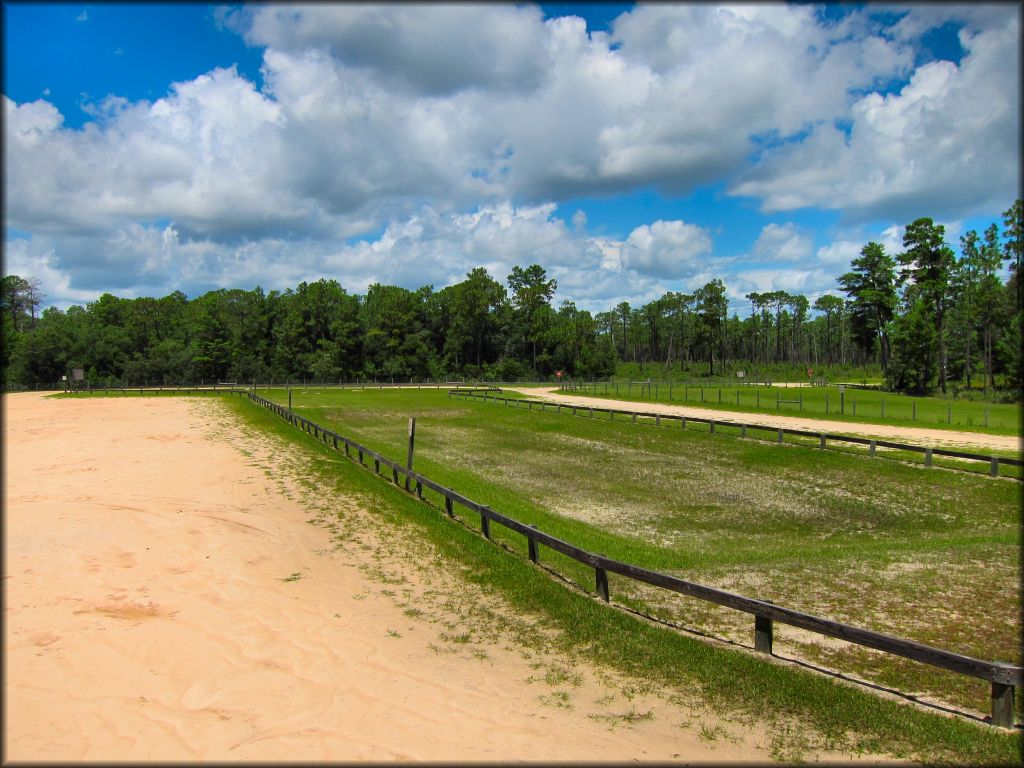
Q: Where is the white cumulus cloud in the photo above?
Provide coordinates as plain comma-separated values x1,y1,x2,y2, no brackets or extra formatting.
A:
622,220,713,278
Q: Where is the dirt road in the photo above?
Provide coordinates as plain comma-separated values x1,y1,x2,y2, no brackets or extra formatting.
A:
505,387,1021,453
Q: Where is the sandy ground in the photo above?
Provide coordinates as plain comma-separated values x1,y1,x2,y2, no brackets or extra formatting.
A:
3,391,906,763
506,387,1022,453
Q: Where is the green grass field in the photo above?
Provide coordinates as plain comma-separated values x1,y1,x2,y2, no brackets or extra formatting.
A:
559,381,1022,436
252,388,1021,719
222,386,1022,762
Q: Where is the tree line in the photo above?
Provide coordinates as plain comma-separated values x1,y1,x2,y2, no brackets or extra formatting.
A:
2,201,1020,396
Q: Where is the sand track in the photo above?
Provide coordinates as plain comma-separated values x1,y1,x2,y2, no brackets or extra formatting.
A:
505,387,1022,453
4,393,904,762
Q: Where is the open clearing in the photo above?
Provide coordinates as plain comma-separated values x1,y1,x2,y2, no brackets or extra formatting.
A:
3,391,902,763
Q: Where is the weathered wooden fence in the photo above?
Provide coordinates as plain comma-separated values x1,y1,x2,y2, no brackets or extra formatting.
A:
450,390,1022,479
68,385,251,396
240,389,1020,728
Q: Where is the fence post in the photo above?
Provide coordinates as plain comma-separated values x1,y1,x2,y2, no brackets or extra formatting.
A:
869,439,876,457
406,417,416,492
754,615,773,654
528,525,539,563
741,425,747,438
924,448,933,467
990,457,999,477
819,434,826,449
709,420,715,434
777,428,784,444
444,496,454,517
595,558,609,602
681,417,686,430
992,682,1015,728
480,506,491,539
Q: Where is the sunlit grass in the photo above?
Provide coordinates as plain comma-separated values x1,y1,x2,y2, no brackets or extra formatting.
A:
256,387,1021,716
222,389,1021,763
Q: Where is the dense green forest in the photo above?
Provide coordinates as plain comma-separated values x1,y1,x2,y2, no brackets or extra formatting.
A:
3,202,1021,398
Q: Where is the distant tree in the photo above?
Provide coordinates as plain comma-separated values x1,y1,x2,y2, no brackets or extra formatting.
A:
360,283,432,380
839,242,897,373
898,218,956,393
887,298,937,393
660,291,695,369
1,275,43,333
450,267,506,371
812,294,845,366
615,301,631,361
788,293,809,364
507,265,556,375
1003,199,1023,313
695,279,727,375
7,305,73,384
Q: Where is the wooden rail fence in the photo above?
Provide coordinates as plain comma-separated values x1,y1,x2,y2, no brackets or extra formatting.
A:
449,390,1022,479
236,388,1020,728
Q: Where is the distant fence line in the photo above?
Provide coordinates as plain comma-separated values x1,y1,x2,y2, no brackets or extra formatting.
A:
227,387,1018,728
450,389,1022,479
6,378,561,393
562,379,1008,429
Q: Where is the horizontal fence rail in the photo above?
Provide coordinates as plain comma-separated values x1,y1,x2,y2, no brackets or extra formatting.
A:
235,388,1021,728
64,385,253,395
448,390,1022,478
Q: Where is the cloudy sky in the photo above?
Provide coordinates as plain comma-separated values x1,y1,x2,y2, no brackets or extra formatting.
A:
3,3,1020,315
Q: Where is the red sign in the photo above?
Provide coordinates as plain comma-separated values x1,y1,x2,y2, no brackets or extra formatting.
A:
556,370,564,379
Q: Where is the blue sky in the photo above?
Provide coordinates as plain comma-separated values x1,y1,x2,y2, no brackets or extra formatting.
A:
3,3,1019,316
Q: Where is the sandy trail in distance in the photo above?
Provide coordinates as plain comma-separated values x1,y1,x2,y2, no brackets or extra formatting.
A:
4,391,897,763
505,386,1022,453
